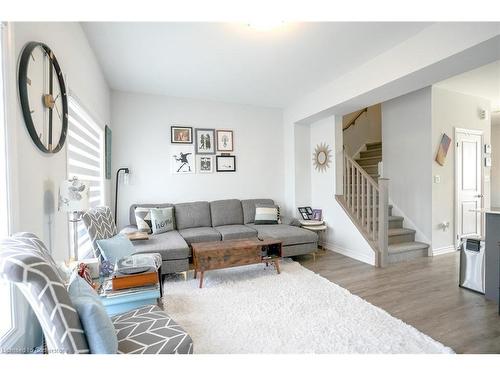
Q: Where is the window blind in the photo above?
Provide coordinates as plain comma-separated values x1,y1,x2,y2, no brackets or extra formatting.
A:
67,96,104,259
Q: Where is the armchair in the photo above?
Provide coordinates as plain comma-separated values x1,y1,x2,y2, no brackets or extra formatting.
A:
0,232,193,354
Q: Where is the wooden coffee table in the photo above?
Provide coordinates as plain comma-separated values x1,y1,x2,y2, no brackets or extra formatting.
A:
192,238,282,288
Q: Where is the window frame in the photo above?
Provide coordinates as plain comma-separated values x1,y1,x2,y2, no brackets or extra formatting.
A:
0,21,23,349
66,91,106,260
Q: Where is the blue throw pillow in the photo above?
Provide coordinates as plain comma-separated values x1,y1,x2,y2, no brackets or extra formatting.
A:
67,273,118,354
96,234,135,265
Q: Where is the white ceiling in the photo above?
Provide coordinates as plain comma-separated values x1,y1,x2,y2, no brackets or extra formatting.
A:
82,22,432,108
435,60,500,111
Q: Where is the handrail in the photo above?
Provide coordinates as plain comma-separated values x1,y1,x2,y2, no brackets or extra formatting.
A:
343,150,388,267
344,151,378,188
343,107,368,132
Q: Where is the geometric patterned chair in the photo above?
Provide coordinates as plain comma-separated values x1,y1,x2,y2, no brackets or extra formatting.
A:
81,206,162,274
0,232,193,354
81,206,118,261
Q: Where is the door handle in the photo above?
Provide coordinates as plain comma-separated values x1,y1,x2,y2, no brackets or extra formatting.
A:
474,194,484,198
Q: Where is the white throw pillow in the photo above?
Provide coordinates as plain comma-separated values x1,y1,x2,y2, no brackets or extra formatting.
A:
150,207,175,235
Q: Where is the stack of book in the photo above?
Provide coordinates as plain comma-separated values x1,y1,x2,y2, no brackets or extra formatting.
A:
111,267,158,291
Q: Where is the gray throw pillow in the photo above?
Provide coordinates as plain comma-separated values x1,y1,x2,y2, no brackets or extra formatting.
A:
254,204,280,225
134,207,153,233
150,207,175,235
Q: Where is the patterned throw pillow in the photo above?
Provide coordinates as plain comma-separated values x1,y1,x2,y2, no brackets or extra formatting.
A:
150,207,175,235
135,207,153,233
254,204,280,224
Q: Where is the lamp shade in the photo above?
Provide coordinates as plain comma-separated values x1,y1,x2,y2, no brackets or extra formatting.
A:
59,178,90,213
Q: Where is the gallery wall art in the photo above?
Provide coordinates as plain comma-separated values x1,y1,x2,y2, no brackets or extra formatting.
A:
216,130,233,152
216,155,236,172
171,126,193,144
197,155,214,173
195,128,216,154
171,146,195,174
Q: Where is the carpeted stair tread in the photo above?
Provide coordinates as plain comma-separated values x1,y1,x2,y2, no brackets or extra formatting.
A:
388,228,415,236
388,241,429,254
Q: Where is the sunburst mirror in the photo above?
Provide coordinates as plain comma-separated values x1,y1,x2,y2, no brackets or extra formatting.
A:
313,143,332,172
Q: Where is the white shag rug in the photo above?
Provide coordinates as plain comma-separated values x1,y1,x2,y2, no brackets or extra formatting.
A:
163,259,454,354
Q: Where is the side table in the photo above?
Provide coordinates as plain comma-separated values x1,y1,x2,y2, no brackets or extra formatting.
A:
97,278,161,316
299,220,327,260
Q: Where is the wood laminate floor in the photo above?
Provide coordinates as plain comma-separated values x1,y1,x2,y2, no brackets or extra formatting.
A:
294,250,500,354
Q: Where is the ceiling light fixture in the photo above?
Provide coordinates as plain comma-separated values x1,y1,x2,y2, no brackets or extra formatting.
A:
247,20,285,31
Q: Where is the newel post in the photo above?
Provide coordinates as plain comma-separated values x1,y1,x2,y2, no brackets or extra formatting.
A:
377,178,389,267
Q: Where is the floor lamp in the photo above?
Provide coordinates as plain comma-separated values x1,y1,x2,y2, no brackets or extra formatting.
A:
59,177,90,260
114,167,130,226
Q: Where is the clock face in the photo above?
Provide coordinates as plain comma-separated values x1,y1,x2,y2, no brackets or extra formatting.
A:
18,42,68,154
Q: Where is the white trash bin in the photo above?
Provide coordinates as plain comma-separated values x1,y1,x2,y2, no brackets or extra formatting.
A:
459,237,485,294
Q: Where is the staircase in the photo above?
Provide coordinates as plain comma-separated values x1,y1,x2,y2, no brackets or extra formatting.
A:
337,141,429,266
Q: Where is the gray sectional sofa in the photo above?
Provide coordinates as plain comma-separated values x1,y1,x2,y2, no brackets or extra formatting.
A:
125,199,318,274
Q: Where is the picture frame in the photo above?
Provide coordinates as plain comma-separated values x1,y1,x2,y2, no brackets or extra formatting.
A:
312,209,322,221
171,126,193,144
435,133,451,166
197,155,214,173
170,146,195,174
194,128,216,154
216,155,236,172
216,130,234,151
104,125,112,180
298,206,313,220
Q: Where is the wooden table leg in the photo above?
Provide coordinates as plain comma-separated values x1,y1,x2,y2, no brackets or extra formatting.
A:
274,259,281,274
193,269,197,279
199,271,204,288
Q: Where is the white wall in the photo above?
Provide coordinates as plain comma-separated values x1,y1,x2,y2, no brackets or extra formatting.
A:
381,88,433,244
342,104,381,157
296,116,376,265
294,123,311,207
431,87,491,251
490,113,500,208
4,22,110,350
7,22,111,260
111,91,284,228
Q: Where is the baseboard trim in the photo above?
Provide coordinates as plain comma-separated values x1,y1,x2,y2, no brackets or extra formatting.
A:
432,245,457,256
321,241,376,266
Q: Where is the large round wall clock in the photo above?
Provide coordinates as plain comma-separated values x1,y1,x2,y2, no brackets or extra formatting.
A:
18,41,68,154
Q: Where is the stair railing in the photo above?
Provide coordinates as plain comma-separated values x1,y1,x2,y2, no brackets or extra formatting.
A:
342,107,368,132
343,150,388,267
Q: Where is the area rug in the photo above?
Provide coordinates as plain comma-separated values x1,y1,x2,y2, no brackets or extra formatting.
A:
162,259,454,354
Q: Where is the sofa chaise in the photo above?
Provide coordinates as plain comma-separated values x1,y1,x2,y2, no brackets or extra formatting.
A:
126,199,318,274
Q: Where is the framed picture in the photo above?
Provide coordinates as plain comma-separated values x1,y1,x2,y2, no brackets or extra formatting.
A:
297,206,313,220
312,209,322,221
216,130,233,151
171,126,193,144
216,155,236,172
197,155,214,173
435,133,451,166
195,128,216,154
171,146,195,174
104,125,112,180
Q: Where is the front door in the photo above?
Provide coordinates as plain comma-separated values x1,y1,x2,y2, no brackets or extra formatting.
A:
456,129,483,245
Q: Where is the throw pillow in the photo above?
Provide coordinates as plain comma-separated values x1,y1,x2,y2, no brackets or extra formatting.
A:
67,272,118,354
150,207,175,235
134,207,153,233
254,204,280,224
96,234,135,265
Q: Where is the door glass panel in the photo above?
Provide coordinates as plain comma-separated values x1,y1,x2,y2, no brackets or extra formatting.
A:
461,201,479,235
462,140,477,191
